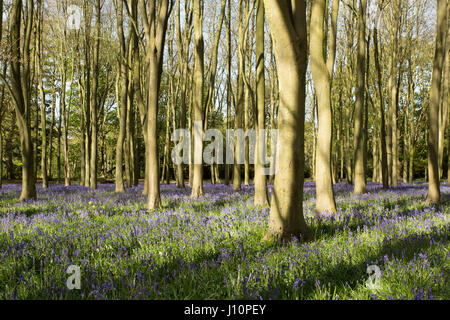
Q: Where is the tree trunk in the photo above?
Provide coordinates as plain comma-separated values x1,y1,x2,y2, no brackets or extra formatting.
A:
8,0,36,201
37,3,48,189
191,0,204,199
353,0,367,194
90,0,101,190
427,0,447,204
115,0,128,193
262,0,313,243
438,19,449,179
140,0,171,209
224,0,232,186
310,0,338,214
233,0,245,191
254,0,269,207
373,23,388,188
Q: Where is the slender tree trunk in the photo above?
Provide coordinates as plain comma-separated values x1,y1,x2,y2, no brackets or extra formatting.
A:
83,4,91,187
79,69,86,185
233,0,245,191
373,24,388,188
446,21,450,185
438,22,449,179
353,0,367,194
175,0,192,189
427,0,447,204
254,0,269,207
224,0,232,186
310,0,339,213
36,2,47,188
191,0,204,199
90,0,101,189
115,0,128,193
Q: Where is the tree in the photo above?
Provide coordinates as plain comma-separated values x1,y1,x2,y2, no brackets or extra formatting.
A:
36,0,48,189
174,0,193,189
191,0,204,199
140,0,172,209
115,0,128,193
0,0,36,201
353,0,367,195
427,0,447,204
387,0,400,187
224,0,231,186
0,0,4,188
90,0,101,189
233,0,245,191
262,0,313,243
253,0,269,207
309,0,339,214
373,0,388,189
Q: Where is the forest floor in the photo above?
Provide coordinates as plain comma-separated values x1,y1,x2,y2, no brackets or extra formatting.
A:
0,181,449,299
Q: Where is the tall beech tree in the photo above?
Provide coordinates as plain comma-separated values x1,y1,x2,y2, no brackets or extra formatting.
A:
0,0,36,201
90,0,101,190
373,0,388,189
253,0,269,207
427,0,447,204
115,0,128,193
191,0,204,199
262,0,313,243
140,0,172,209
36,0,48,189
353,0,367,195
309,0,339,214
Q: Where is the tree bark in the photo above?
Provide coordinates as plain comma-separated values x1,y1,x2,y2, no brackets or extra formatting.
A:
233,0,245,191
90,0,101,189
373,22,389,188
262,0,313,243
191,0,204,199
254,0,269,207
140,0,171,209
36,1,48,188
115,0,128,193
353,0,367,194
427,0,447,204
310,0,338,214
7,0,37,201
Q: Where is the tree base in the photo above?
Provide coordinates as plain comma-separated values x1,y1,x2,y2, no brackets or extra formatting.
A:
261,228,314,244
147,197,162,210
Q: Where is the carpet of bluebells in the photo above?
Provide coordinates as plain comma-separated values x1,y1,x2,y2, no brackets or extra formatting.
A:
0,181,449,300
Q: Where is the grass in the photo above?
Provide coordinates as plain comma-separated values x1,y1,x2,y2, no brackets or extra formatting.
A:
0,181,448,300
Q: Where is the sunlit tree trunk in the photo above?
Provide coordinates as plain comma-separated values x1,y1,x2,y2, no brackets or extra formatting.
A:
7,0,37,201
233,0,245,191
254,0,269,207
36,2,47,188
140,0,171,209
90,0,101,190
310,0,339,213
438,19,449,179
224,0,231,186
262,0,313,243
373,21,388,188
191,0,204,199
427,0,447,204
115,0,128,193
353,0,367,195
